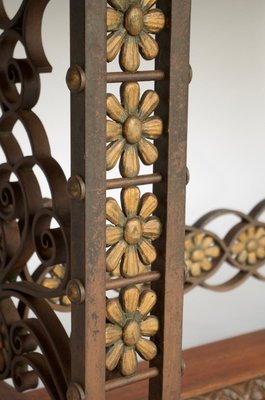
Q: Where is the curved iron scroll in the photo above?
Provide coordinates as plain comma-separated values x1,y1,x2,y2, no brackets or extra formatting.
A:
0,1,70,398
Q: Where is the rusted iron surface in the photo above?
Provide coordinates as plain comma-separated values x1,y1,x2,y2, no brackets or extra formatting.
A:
0,1,71,398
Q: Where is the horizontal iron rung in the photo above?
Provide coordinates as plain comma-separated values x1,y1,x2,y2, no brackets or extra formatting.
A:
107,70,165,83
106,271,161,291
105,367,159,392
107,173,162,190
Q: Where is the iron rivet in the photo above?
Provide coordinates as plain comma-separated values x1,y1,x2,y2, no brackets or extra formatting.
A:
66,279,85,305
189,65,193,83
66,65,85,93
186,167,190,185
67,383,85,400
181,359,186,376
67,175,85,201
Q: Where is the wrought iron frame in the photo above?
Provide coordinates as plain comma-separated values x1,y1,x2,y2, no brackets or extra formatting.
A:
0,1,264,400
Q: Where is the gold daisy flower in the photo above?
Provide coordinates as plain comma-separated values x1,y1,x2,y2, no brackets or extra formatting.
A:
106,186,162,277
107,82,163,178
40,264,71,307
231,226,265,265
185,233,221,277
107,0,165,72
106,285,159,376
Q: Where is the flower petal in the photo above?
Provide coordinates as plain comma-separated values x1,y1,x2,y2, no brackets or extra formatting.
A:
138,289,157,317
138,239,157,264
231,241,245,255
194,234,204,246
257,247,265,259
107,7,123,31
106,341,124,371
106,324,123,346
142,116,163,139
106,225,123,246
107,120,122,142
138,138,158,165
237,250,248,263
143,9,165,33
122,246,140,277
106,138,125,170
139,31,159,60
139,193,158,219
120,347,137,376
190,262,201,276
200,258,212,271
121,145,140,178
136,338,157,361
122,186,140,217
106,298,126,326
106,197,126,226
140,316,159,336
107,28,127,62
138,90,160,121
255,227,265,239
143,216,162,241
201,236,214,249
140,0,157,12
121,285,140,314
204,246,220,258
120,36,140,73
107,93,128,123
248,252,257,265
121,82,140,114
106,240,128,272
108,0,128,12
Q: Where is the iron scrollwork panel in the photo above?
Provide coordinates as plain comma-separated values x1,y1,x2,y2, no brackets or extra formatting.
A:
0,1,71,399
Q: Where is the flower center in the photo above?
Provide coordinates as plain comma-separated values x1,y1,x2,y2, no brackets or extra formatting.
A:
123,115,142,144
247,239,258,252
123,320,141,346
191,249,204,262
124,5,144,36
124,217,142,245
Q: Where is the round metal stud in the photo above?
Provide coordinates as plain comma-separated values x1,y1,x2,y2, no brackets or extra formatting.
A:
67,175,86,201
67,383,85,400
66,279,85,305
66,65,85,93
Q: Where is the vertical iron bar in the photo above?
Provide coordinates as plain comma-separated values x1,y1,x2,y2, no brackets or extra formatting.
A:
70,1,106,399
150,1,191,399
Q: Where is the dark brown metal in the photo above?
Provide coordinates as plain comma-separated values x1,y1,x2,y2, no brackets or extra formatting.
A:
106,173,162,190
149,1,192,400
106,272,161,291
105,367,159,392
107,70,165,83
69,1,106,400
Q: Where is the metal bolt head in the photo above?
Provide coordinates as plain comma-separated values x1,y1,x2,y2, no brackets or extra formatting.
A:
67,383,85,400
67,175,85,201
66,279,85,304
66,65,85,93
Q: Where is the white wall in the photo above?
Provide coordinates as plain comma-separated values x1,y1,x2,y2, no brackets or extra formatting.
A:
2,0,265,349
